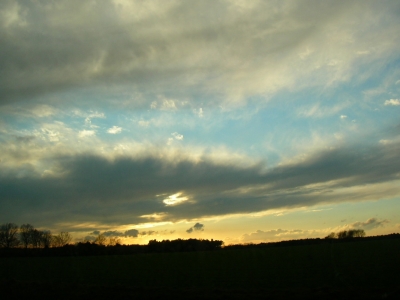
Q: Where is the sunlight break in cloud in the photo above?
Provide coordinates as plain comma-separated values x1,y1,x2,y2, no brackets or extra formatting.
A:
107,126,122,134
163,193,188,206
384,99,400,106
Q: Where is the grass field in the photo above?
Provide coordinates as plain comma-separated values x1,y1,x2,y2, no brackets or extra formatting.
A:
1,238,399,299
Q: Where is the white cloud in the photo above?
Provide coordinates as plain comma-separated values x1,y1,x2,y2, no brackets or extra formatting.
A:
83,111,106,128
78,130,96,138
161,99,176,110
0,2,27,28
356,50,370,55
41,128,60,142
107,126,122,134
138,120,150,127
172,132,184,140
194,108,203,118
384,99,400,106
298,102,348,118
379,139,392,145
31,105,58,117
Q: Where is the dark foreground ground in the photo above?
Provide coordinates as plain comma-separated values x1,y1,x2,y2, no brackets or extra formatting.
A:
1,237,399,299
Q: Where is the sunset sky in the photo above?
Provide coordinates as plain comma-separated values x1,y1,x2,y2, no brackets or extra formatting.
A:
1,0,400,244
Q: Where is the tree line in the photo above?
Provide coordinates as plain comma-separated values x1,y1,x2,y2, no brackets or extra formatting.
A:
0,222,224,257
0,223,72,249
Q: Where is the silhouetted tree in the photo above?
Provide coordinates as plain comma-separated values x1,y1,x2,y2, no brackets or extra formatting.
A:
19,224,35,248
107,236,121,246
31,229,43,248
41,231,53,248
337,229,365,239
29,229,53,248
53,232,72,247
325,232,337,239
348,229,365,237
0,223,20,248
94,233,107,246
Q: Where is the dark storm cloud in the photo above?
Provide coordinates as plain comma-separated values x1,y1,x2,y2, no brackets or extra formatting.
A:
0,139,400,230
2,0,396,107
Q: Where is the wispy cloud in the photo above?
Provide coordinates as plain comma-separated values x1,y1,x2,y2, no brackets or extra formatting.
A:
171,132,184,140
107,126,122,134
349,218,389,230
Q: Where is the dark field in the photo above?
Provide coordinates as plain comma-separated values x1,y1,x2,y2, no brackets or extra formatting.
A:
1,238,399,299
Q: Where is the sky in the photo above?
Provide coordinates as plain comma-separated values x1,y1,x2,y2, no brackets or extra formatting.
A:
1,0,400,245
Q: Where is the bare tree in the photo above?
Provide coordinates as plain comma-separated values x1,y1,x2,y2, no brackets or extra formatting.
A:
94,233,107,246
0,223,20,248
20,224,35,248
31,229,43,248
53,232,72,247
41,231,53,248
107,237,121,246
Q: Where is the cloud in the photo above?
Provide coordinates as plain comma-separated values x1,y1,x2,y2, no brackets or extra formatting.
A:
78,130,96,138
124,229,139,238
83,111,106,128
241,229,288,242
1,129,400,230
139,230,158,236
83,235,96,242
171,132,184,140
1,1,399,108
186,223,204,234
240,228,319,243
379,139,393,145
107,126,122,134
298,103,348,118
138,120,150,127
384,99,400,106
163,193,188,206
194,108,203,118
349,218,389,230
102,230,125,237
